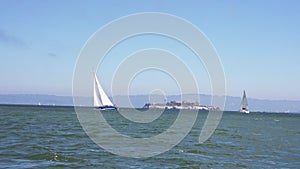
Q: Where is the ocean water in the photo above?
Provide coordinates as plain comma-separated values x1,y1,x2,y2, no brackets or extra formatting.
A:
0,105,299,168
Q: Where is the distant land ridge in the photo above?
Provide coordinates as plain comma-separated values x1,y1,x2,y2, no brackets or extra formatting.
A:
0,94,299,113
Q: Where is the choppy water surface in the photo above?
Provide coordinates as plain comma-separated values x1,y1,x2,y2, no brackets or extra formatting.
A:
0,105,299,168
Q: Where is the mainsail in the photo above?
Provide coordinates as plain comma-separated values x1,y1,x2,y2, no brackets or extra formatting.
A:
93,73,114,107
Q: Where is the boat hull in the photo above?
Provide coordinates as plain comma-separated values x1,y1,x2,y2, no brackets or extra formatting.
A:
240,109,250,114
96,105,118,110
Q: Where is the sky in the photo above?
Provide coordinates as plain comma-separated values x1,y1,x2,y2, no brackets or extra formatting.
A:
0,0,299,100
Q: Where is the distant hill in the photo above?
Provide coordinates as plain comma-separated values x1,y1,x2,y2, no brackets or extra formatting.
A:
0,94,299,113
0,94,74,106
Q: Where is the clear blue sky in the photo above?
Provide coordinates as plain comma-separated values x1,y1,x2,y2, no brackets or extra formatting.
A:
0,0,299,100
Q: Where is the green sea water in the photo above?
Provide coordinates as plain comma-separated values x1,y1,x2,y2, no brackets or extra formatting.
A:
0,105,299,168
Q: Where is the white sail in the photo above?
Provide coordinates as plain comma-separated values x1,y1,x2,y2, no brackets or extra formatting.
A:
240,90,249,113
94,73,114,107
94,78,102,107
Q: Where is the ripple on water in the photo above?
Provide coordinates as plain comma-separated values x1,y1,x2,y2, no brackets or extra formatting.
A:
230,132,243,139
26,151,86,163
186,149,209,155
215,128,228,135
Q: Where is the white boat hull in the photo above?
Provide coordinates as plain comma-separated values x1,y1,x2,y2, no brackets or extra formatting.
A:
240,109,250,114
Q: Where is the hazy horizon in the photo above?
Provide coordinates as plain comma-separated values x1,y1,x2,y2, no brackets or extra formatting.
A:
1,93,300,102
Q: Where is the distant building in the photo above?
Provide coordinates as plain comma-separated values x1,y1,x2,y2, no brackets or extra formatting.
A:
143,100,219,110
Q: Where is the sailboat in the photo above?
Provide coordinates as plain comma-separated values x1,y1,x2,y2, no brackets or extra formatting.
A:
93,73,117,110
240,90,250,114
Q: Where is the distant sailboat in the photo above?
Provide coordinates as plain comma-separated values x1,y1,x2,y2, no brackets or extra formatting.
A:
93,73,117,110
240,90,250,114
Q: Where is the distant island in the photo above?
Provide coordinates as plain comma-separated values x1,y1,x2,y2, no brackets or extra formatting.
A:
143,100,219,110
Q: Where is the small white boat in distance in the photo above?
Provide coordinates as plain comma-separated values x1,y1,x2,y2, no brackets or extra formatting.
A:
240,90,250,114
93,73,117,110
